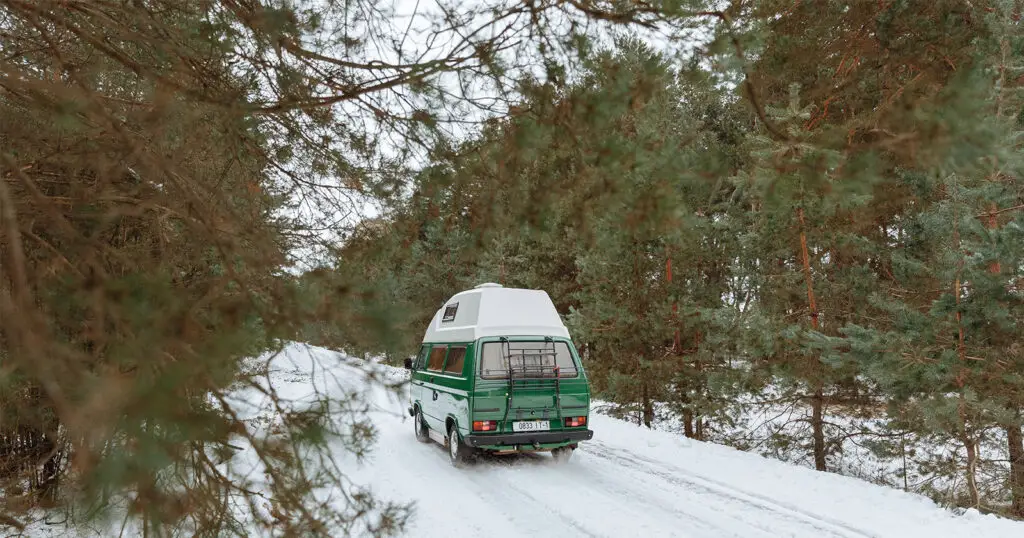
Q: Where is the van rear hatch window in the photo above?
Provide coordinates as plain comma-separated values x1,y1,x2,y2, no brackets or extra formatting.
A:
479,341,578,379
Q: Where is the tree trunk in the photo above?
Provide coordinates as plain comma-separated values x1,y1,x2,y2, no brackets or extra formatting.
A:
797,207,826,472
966,437,980,509
960,428,981,509
811,386,827,471
666,246,680,351
695,339,705,441
983,204,1023,515
641,379,654,429
1007,418,1024,517
901,432,909,491
682,408,695,438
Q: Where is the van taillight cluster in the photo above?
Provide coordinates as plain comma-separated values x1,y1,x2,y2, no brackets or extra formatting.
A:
565,416,587,427
473,420,498,431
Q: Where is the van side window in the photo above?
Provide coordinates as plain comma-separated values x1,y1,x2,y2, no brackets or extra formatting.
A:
426,345,447,371
443,346,467,375
415,345,430,369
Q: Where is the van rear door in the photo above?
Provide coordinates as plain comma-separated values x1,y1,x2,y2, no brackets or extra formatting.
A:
475,340,587,433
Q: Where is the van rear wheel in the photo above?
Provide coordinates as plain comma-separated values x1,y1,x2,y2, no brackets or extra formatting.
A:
551,446,573,464
414,408,429,443
447,425,472,468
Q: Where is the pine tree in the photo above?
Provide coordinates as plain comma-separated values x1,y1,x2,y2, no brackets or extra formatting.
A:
748,0,1024,509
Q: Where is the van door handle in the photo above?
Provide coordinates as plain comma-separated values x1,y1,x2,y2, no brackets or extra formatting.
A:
432,390,438,401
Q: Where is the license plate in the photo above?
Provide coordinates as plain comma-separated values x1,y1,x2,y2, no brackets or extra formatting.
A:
512,420,550,432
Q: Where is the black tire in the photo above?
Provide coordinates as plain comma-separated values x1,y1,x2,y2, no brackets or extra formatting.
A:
447,423,472,468
551,446,573,464
414,407,430,443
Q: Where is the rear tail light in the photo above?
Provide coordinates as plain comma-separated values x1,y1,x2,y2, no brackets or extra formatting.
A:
565,416,587,427
473,420,498,431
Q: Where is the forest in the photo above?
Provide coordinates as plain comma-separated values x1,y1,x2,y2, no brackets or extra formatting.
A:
1,0,1023,536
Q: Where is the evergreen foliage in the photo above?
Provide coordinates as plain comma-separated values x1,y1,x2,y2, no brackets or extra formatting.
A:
4,0,1024,533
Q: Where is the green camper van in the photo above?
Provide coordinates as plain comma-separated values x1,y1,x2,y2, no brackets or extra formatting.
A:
404,283,594,467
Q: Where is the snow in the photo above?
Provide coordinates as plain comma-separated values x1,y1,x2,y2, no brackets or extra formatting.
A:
21,342,1024,537
244,343,1024,538
422,284,570,343
627,381,1016,511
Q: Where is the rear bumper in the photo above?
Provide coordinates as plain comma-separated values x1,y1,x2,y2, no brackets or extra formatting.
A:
465,429,594,448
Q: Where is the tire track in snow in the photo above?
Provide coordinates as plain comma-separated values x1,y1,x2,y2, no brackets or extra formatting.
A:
466,451,730,537
410,436,851,538
576,447,827,538
563,454,770,538
457,456,602,538
585,441,877,538
588,444,868,538
471,450,777,538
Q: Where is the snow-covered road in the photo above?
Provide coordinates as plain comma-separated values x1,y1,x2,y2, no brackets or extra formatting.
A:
353,398,866,537
263,344,1021,538
365,433,875,538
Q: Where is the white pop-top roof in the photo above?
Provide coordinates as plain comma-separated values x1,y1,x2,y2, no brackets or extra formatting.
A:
422,283,571,343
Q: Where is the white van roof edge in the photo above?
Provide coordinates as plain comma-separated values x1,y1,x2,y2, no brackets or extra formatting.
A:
422,284,570,344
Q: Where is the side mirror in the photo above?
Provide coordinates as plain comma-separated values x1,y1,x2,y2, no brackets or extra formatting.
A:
404,357,413,370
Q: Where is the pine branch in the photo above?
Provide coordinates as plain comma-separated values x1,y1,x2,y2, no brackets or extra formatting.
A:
703,9,792,142
561,0,661,29
975,204,1024,219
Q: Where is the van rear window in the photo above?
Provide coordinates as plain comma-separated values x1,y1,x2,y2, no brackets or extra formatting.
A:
479,341,578,379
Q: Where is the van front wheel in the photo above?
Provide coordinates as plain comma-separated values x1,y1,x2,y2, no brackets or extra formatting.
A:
447,425,472,468
414,408,429,443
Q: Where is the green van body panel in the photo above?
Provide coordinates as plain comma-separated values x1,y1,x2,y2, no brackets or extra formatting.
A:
411,341,475,436
409,335,593,455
